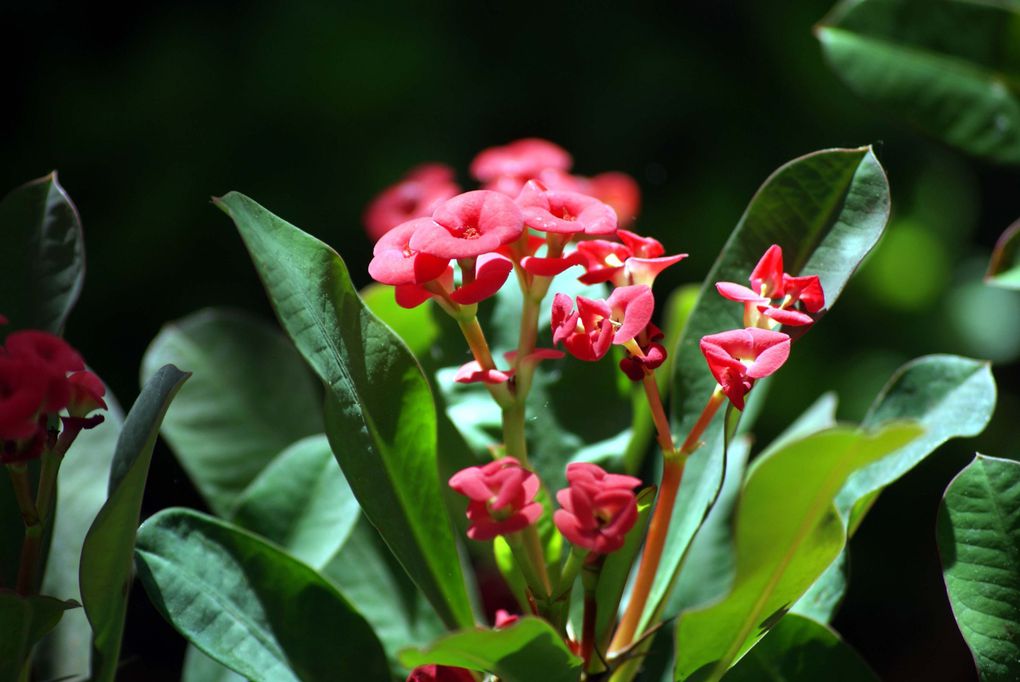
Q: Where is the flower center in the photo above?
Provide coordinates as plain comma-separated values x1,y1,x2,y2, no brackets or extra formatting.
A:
459,226,481,239
605,254,625,268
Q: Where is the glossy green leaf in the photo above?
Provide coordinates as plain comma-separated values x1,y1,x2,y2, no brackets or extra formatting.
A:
666,437,750,617
0,593,78,682
35,396,124,680
760,393,839,459
231,434,358,569
399,617,582,682
135,508,389,682
182,646,245,682
674,423,921,681
141,308,322,517
219,191,473,628
321,518,445,673
986,218,1020,290
843,355,996,530
818,0,1020,165
595,487,655,646
937,455,1020,682
723,613,879,682
0,172,84,336
658,147,891,631
79,365,189,682
361,281,440,357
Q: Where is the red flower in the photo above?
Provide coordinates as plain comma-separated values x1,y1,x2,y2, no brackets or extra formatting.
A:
406,665,476,682
715,244,824,328
4,331,84,412
554,462,641,555
516,181,617,236
618,324,668,381
67,371,107,417
551,285,655,362
454,361,514,385
471,138,572,189
0,357,47,441
368,218,450,286
699,328,791,409
410,191,525,260
363,164,460,242
449,459,543,541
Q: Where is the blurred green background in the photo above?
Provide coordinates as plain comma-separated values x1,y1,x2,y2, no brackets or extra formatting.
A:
4,1,1018,679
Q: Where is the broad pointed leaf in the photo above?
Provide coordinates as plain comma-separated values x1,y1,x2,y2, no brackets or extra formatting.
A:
723,613,879,682
231,434,358,569
135,508,389,682
141,308,322,516
399,617,582,682
0,593,77,682
657,147,890,630
937,455,1020,682
218,191,473,628
818,0,1020,165
674,423,921,681
0,172,84,336
79,365,189,682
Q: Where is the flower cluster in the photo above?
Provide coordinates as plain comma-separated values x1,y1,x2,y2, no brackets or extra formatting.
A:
449,459,641,558
0,320,106,463
366,138,685,384
702,245,824,409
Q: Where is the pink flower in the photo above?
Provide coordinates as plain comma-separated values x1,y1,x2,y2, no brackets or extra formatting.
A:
368,218,451,286
700,328,791,409
4,331,84,412
618,324,668,381
715,245,825,328
410,191,524,260
516,181,617,236
406,665,476,682
494,609,519,628
448,253,514,305
449,459,543,541
454,361,514,385
471,138,572,187
363,164,460,242
551,286,655,362
576,231,686,288
590,172,641,228
554,462,641,555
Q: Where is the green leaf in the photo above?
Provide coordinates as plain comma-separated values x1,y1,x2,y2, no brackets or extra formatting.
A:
135,508,390,682
35,397,124,680
674,423,921,681
141,308,322,517
723,613,879,682
361,281,440,357
79,365,190,682
790,551,850,624
218,191,473,629
0,172,85,336
0,593,78,682
182,646,246,682
321,518,446,673
399,617,582,682
760,392,839,459
659,147,891,630
937,454,1020,682
666,436,751,617
986,218,1020,290
595,487,656,646
818,0,1020,165
231,434,358,569
844,355,996,530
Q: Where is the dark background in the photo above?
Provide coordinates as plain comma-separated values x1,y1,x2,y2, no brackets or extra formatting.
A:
4,1,1018,679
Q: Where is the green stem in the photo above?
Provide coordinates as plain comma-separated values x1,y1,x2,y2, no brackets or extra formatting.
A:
506,532,550,606
35,450,61,526
8,466,42,596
